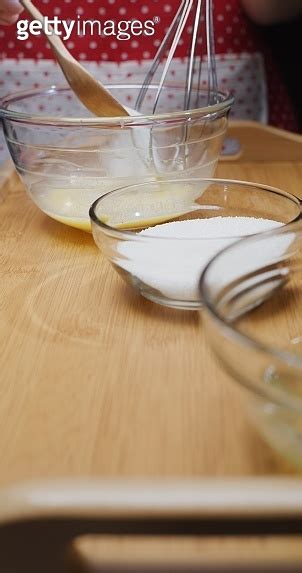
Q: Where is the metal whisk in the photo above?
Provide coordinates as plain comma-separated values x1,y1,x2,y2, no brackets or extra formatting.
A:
135,0,218,113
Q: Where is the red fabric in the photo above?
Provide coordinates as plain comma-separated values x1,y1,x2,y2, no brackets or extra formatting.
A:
0,0,298,131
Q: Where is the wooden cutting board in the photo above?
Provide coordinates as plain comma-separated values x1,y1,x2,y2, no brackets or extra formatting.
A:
1,121,302,571
0,122,302,487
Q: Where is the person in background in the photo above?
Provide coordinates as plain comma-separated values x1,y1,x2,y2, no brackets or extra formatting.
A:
242,0,302,130
240,0,302,24
2,0,302,26
0,0,23,24
0,0,301,162
1,0,302,26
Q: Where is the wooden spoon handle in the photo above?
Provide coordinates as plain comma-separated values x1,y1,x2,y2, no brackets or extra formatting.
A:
20,0,78,60
19,0,129,117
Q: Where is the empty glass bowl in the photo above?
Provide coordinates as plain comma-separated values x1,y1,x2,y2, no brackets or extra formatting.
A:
200,220,302,467
89,178,301,310
0,84,233,232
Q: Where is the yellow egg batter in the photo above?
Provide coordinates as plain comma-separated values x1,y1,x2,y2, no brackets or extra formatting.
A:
33,179,210,232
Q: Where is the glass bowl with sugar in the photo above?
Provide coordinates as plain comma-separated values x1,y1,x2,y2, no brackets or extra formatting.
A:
0,84,233,232
89,178,301,310
200,220,302,466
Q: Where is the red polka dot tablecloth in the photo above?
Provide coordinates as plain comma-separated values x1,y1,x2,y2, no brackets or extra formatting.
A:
0,0,299,160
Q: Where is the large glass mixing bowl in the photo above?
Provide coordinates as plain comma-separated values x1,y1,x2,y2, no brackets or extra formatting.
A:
0,84,233,231
200,219,302,467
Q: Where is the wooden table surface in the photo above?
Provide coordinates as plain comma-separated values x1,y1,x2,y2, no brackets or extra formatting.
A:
1,129,302,488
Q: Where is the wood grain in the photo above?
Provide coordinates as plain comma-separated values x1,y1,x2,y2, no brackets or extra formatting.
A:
73,535,302,570
0,152,302,487
2,478,302,571
222,121,302,162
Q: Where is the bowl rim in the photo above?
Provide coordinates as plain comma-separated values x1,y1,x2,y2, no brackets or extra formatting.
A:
199,220,302,409
89,177,302,241
0,84,234,126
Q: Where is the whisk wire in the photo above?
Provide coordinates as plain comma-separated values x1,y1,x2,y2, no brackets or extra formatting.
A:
206,0,218,105
184,0,204,110
136,0,218,113
152,0,194,114
135,0,190,112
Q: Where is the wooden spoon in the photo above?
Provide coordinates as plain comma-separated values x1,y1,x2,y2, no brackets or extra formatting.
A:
20,0,129,117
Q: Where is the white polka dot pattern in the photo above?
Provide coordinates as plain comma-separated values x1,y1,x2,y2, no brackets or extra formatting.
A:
0,0,299,161
0,53,268,161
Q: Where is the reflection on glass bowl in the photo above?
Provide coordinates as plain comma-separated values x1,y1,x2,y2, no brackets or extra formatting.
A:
200,220,302,467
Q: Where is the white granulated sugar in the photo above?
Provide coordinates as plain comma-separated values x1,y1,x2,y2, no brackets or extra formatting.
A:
140,217,280,238
117,216,283,302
